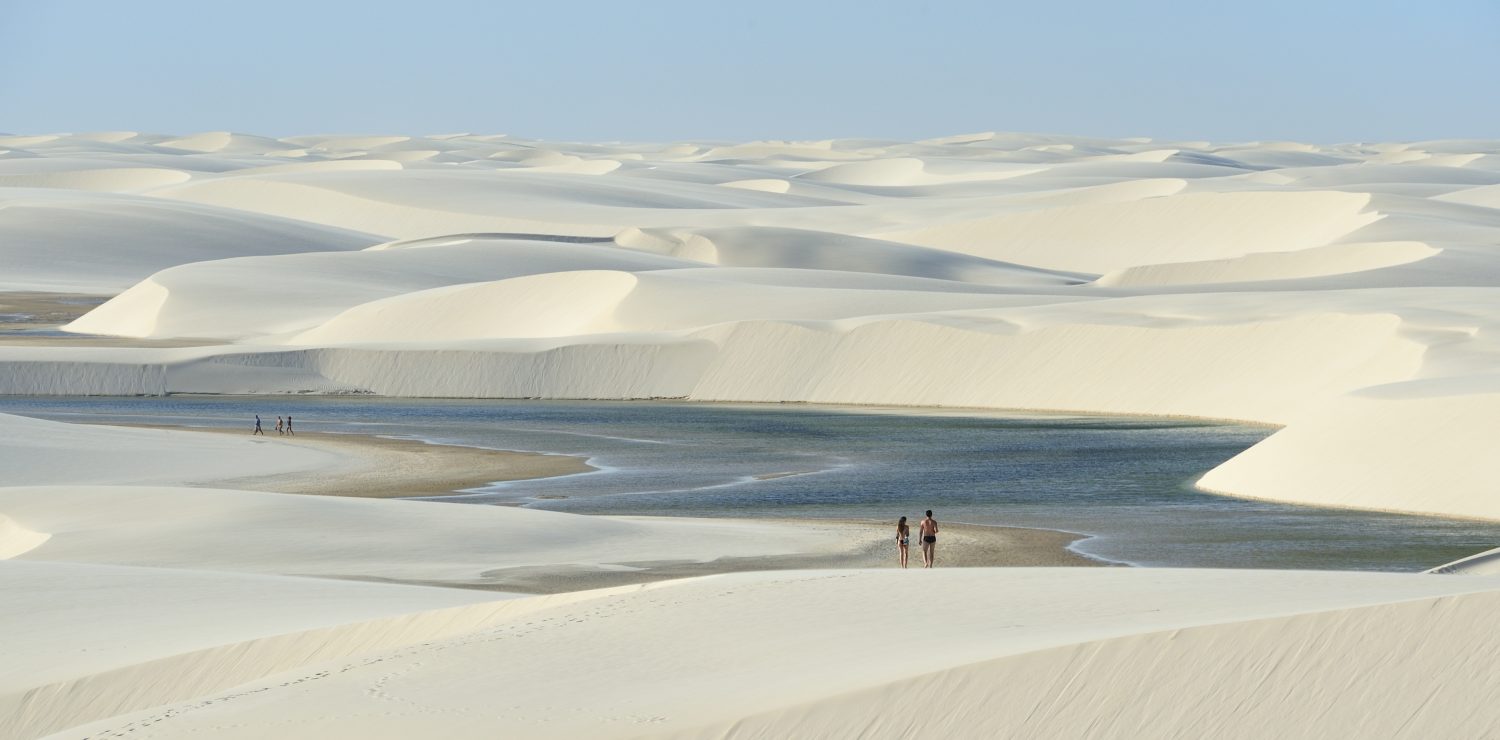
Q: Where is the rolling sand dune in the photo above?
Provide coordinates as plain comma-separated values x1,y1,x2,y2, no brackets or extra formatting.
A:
613,225,1086,285
0,188,376,293
6,131,1500,737
0,484,861,587
31,569,1500,740
876,190,1383,273
0,560,521,740
65,238,700,340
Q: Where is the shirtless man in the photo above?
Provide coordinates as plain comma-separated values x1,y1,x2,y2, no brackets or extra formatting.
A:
919,509,939,568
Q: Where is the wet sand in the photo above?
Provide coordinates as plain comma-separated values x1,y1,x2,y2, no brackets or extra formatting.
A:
478,519,1103,594
120,423,596,498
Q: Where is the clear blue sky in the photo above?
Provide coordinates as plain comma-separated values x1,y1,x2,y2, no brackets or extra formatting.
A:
3,0,1496,143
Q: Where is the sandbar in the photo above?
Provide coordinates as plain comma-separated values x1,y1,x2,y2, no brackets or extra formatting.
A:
122,422,596,498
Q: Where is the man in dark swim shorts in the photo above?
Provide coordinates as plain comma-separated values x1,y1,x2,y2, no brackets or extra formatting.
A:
919,509,939,568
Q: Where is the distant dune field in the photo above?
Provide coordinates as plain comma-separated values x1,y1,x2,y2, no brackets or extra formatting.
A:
3,131,1498,520
5,131,1500,738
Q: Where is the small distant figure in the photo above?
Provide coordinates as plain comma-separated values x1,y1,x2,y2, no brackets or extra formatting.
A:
252,415,264,435
896,516,910,569
285,415,294,435
920,509,939,568
275,416,284,435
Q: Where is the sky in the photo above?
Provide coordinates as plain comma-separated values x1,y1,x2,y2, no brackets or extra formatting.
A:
2,0,1497,143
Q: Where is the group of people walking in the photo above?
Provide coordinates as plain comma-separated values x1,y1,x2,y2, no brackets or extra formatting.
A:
895,510,940,568
251,414,295,436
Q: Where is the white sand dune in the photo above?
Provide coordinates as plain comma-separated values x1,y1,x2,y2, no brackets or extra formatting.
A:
0,512,47,558
0,188,375,293
3,297,1422,418
4,130,1500,523
875,190,1383,273
0,559,520,740
0,484,848,585
1437,182,1500,208
150,168,844,239
614,225,1085,285
1095,240,1441,287
796,156,1044,186
33,569,1500,740
286,267,1068,345
0,411,338,487
157,131,292,154
0,162,190,192
65,238,700,340
1198,378,1500,518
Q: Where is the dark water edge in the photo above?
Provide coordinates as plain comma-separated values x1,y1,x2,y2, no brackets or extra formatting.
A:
1,395,1495,572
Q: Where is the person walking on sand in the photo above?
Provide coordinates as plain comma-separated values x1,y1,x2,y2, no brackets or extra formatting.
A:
896,516,911,569
253,415,264,435
275,416,284,435
285,415,294,435
919,510,939,568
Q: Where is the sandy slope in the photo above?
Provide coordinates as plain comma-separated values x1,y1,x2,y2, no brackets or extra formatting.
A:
0,187,375,294
0,485,859,587
0,411,338,487
35,569,1500,740
0,559,519,740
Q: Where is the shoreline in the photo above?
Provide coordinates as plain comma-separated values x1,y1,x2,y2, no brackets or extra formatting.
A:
111,422,598,499
477,519,1103,594
91,421,1100,591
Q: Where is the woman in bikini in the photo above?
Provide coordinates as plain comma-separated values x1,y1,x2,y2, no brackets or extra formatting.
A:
896,516,910,568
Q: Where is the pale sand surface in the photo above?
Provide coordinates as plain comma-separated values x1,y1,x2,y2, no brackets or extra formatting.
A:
0,560,517,736
25,568,1500,740
3,416,1092,592
0,412,340,488
9,131,1500,737
0,560,530,740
